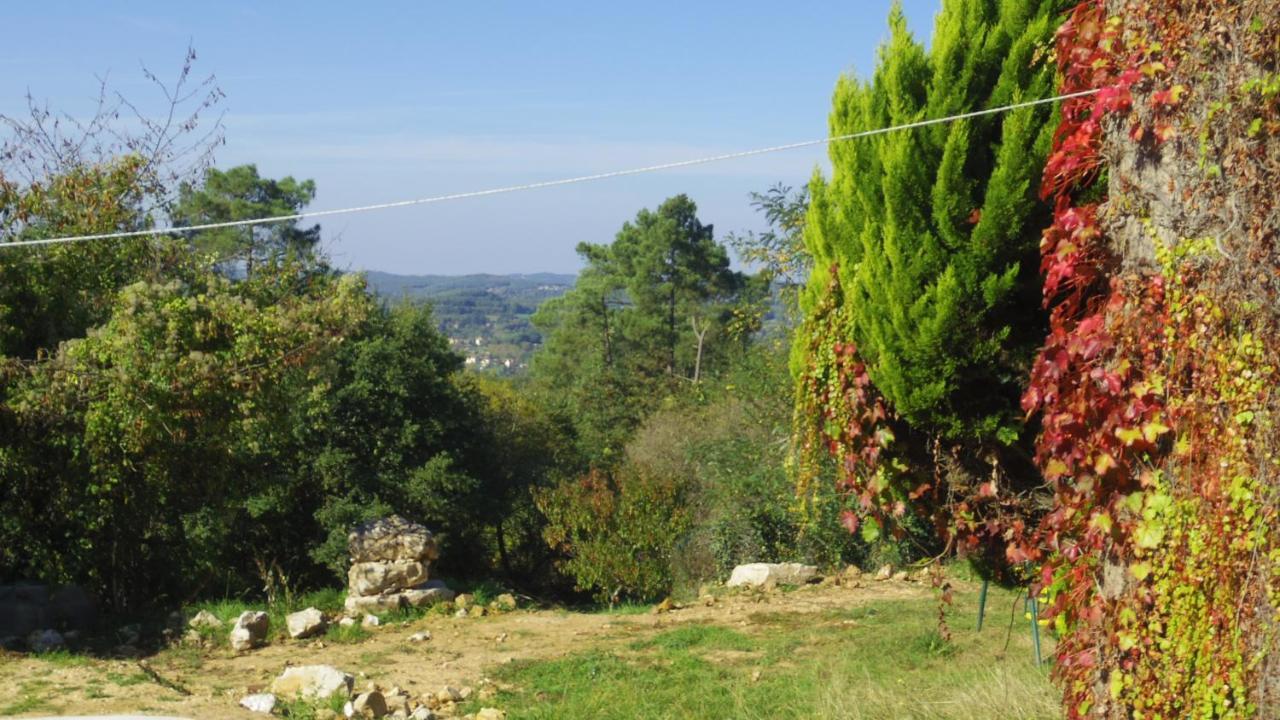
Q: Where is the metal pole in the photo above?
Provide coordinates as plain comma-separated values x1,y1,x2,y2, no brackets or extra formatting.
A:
976,578,990,631
1028,591,1043,666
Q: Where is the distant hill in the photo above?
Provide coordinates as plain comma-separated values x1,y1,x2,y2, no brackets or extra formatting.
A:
363,271,576,375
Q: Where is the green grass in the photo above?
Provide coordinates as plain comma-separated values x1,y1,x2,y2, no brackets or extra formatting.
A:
471,585,1058,720
276,693,349,720
0,694,59,716
34,648,93,667
185,587,349,646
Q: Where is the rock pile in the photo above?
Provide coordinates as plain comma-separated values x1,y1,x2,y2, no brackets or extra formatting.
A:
344,516,456,615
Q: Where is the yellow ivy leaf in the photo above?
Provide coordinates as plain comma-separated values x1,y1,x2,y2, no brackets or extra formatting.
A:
1095,453,1117,475
1142,422,1171,443
1115,427,1144,446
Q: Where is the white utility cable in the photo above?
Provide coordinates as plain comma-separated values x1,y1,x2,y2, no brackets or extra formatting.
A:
2,88,1099,249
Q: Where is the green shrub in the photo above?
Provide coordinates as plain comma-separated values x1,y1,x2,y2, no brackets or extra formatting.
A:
537,464,690,602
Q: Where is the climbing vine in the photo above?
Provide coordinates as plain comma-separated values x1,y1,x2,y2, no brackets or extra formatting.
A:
1023,0,1280,715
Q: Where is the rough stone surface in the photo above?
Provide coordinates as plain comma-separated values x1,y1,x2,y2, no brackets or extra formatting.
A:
27,628,63,652
345,593,406,615
229,610,269,651
287,607,327,639
726,563,818,588
348,561,429,598
874,564,894,581
239,692,278,714
188,609,223,630
476,709,506,720
353,690,388,718
362,614,381,628
403,586,455,608
491,594,517,612
348,515,439,564
271,664,355,700
454,594,474,610
409,707,434,720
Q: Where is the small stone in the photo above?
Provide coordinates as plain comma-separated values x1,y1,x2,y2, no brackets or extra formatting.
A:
408,631,432,642
340,616,358,628
699,594,716,606
475,709,506,720
458,687,473,700
229,610,270,652
239,692,277,714
353,690,388,718
892,571,909,582
386,691,411,715
750,669,762,683
469,605,487,618
188,609,223,630
436,686,462,704
454,594,474,611
494,633,508,644
27,628,63,653
491,593,517,612
362,614,381,628
287,607,328,639
410,707,435,720
874,564,893,581
454,608,469,618
652,598,674,614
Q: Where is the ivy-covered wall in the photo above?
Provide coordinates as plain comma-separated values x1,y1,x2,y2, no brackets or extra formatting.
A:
1024,0,1280,715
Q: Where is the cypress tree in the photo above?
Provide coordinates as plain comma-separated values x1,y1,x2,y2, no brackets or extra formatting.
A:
798,0,1060,446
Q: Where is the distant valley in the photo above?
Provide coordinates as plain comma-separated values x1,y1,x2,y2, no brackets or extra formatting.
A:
363,271,576,374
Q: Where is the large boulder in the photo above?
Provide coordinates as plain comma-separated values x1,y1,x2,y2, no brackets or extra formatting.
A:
348,515,438,564
270,664,355,700
348,560,428,597
726,563,819,588
286,607,327,639
229,610,270,651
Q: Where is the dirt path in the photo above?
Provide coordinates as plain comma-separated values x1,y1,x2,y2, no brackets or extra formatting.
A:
2,578,932,719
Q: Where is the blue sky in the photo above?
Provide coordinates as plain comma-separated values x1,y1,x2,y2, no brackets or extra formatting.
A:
2,1,939,275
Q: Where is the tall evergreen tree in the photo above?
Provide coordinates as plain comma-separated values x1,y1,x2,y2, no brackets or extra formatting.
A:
799,0,1060,445
793,0,1064,575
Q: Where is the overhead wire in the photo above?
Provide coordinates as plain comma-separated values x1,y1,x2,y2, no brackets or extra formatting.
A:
1,88,1099,250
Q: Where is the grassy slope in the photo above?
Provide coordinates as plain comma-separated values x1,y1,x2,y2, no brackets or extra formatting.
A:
474,586,1057,720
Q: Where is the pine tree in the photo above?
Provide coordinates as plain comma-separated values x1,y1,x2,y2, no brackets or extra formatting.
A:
799,0,1060,445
